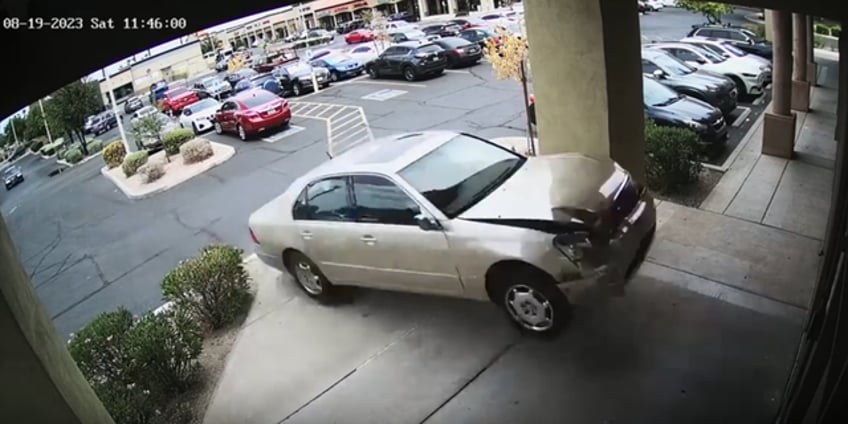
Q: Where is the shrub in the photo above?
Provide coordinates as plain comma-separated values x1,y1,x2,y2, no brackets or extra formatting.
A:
65,148,83,164
644,121,703,193
179,138,214,164
162,244,251,330
137,160,166,184
29,141,43,153
831,25,841,38
163,128,195,155
39,145,57,156
814,23,831,35
103,141,127,168
87,139,104,153
122,150,149,177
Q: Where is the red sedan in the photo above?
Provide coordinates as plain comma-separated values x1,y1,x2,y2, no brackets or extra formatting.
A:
213,89,291,141
159,87,199,115
345,29,374,44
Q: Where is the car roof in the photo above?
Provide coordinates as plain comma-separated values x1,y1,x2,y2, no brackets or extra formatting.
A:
646,42,699,50
306,131,460,178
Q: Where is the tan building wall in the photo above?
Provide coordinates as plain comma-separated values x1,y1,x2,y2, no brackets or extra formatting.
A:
98,69,133,105
98,42,207,102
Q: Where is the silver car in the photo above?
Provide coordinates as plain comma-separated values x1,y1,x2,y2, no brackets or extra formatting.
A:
248,131,656,335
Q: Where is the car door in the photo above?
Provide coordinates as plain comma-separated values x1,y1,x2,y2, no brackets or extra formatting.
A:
292,176,378,287
218,101,238,131
376,47,399,74
389,46,412,74
348,174,462,295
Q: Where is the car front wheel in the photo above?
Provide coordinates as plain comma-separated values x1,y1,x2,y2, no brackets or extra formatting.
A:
292,82,302,96
237,124,248,141
286,250,336,302
214,121,223,135
367,66,379,79
403,66,416,82
492,266,572,337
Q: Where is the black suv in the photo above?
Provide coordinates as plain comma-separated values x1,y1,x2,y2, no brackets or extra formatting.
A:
365,42,447,82
421,23,462,38
90,111,118,136
641,48,738,117
686,24,773,59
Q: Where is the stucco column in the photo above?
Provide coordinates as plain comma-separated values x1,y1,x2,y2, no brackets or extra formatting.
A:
417,0,428,17
806,15,818,86
764,10,775,42
446,0,456,15
525,0,645,181
762,9,796,158
791,13,811,112
480,0,495,12
0,217,115,423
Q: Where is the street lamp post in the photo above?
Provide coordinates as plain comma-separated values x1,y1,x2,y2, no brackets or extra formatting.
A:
103,69,131,152
37,99,53,144
9,117,19,145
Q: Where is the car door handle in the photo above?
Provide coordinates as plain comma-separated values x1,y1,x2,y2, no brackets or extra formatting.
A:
360,235,377,245
300,230,313,240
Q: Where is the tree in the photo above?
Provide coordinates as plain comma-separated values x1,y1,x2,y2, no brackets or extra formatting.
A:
200,36,221,54
675,1,734,24
363,10,391,51
48,79,103,156
4,115,28,146
484,26,535,155
130,115,169,161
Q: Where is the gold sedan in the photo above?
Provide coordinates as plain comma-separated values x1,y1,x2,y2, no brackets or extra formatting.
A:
249,131,656,336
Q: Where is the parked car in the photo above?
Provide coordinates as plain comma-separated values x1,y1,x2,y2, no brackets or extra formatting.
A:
387,20,416,30
646,42,770,98
179,98,222,134
233,73,284,95
213,89,292,141
133,112,180,152
644,0,664,11
637,1,651,13
449,17,487,30
421,23,463,38
215,58,230,72
679,36,772,73
641,48,738,116
388,11,418,23
336,19,367,34
686,24,773,59
3,166,24,190
365,42,448,82
90,111,118,136
344,29,375,44
84,114,98,134
159,87,200,115
253,49,300,73
272,62,331,96
247,131,656,336
310,54,364,82
642,76,728,146
225,68,259,88
123,96,144,115
131,105,158,125
345,44,385,63
148,80,169,105
458,28,501,49
389,29,439,44
431,37,483,68
307,29,335,43
194,76,233,99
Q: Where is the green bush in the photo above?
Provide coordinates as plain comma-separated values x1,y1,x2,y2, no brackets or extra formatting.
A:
39,144,57,156
180,138,214,164
814,23,831,35
29,141,43,153
103,141,127,169
831,25,841,38
87,139,104,153
67,306,204,424
162,244,251,330
644,121,703,193
122,150,149,177
65,148,83,164
163,128,195,155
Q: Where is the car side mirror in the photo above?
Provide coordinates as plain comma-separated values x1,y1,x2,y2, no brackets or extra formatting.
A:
414,213,442,231
652,69,665,79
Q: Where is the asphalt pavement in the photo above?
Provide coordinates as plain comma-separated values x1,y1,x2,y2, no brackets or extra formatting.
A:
1,7,773,338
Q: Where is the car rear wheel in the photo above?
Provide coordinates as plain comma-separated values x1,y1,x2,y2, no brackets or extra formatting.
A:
237,124,248,141
214,121,223,135
491,266,572,337
330,71,339,82
292,82,302,96
285,250,336,302
367,66,379,79
728,75,748,98
403,66,417,82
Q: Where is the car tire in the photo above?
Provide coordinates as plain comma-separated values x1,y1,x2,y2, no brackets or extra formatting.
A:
191,123,199,135
292,82,302,96
367,66,379,79
403,66,417,82
728,75,748,98
237,124,248,141
285,250,336,303
490,265,572,337
214,121,223,135
330,71,339,82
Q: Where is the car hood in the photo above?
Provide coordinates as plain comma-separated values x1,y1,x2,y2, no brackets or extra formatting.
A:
652,95,721,124
169,92,195,102
458,154,630,228
181,106,219,122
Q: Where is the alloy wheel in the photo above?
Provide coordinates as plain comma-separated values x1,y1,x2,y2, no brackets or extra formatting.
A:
214,121,223,134
237,125,247,141
367,67,378,78
294,261,323,295
293,83,302,96
504,284,554,332
330,72,339,82
404,68,415,82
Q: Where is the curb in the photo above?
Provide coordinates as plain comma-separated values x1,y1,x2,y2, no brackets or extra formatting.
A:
101,141,236,200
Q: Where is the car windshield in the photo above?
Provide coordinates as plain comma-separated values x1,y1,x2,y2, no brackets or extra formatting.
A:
398,134,525,218
4,167,19,176
643,77,681,106
650,52,697,76
323,55,348,65
695,45,727,63
202,77,220,86
739,28,760,40
722,42,747,56
240,91,277,108
416,44,442,54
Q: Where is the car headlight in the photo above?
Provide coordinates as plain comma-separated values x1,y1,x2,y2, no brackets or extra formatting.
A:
686,120,707,131
760,64,772,72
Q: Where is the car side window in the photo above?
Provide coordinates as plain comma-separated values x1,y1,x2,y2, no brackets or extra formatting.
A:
642,59,661,74
383,46,399,56
667,48,701,63
727,30,746,41
299,177,354,222
352,175,421,225
222,102,236,111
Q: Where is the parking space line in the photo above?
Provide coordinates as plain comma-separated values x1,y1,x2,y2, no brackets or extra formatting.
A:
290,101,375,157
316,105,343,118
327,107,352,120
444,69,470,74
333,114,363,131
299,104,324,115
262,125,306,143
332,122,367,139
348,80,427,88
732,106,752,127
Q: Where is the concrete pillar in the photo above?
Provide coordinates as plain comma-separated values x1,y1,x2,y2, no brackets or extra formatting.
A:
764,10,775,42
792,13,811,112
447,0,456,16
417,0,428,17
806,15,818,86
480,0,495,12
837,31,846,142
525,0,645,181
0,217,115,423
763,9,796,158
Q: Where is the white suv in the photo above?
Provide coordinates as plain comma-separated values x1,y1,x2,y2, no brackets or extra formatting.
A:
679,37,772,84
646,42,770,98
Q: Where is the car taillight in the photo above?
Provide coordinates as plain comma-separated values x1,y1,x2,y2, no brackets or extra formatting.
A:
244,111,260,119
249,228,260,244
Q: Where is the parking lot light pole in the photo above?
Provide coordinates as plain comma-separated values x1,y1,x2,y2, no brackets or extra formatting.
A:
103,69,131,152
37,99,53,144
